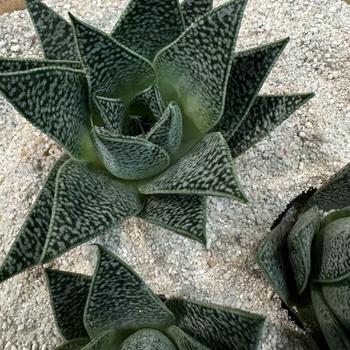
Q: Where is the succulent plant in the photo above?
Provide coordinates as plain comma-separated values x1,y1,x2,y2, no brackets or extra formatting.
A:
0,0,313,283
256,164,350,349
45,245,265,349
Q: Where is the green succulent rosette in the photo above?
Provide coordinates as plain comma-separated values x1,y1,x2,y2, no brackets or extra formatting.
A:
45,245,265,350
256,166,350,349
0,0,313,282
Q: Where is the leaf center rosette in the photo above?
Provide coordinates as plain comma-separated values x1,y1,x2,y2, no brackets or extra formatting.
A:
0,0,313,283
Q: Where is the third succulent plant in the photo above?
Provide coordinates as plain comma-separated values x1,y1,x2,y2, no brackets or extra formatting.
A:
0,0,313,283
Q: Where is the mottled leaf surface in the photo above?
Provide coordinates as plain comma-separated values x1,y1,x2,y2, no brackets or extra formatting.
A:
311,286,350,349
306,162,350,212
0,58,81,72
229,94,314,158
56,338,90,350
216,39,288,139
92,131,170,180
155,0,247,134
70,15,155,103
138,194,207,244
95,95,125,133
120,329,177,350
146,102,183,155
166,298,265,350
314,217,350,282
0,67,90,159
0,156,67,283
180,0,213,26
84,246,175,338
111,0,184,60
287,206,320,294
41,160,142,262
26,0,79,60
139,133,246,201
132,85,165,120
45,269,91,340
167,326,210,350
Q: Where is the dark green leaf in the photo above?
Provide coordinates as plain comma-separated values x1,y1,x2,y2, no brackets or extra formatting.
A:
45,269,91,340
229,93,314,158
26,0,79,60
287,206,320,294
70,14,156,103
306,162,350,212
84,245,175,338
120,329,177,350
132,85,165,120
154,0,247,135
0,58,81,72
0,156,67,283
139,133,247,201
180,0,213,27
40,160,142,263
256,204,298,305
138,194,207,244
0,67,91,159
167,326,210,350
311,286,350,349
146,102,183,155
95,95,125,133
92,130,170,180
111,0,185,60
313,217,350,283
166,298,265,350
56,338,90,350
322,276,350,332
215,39,289,139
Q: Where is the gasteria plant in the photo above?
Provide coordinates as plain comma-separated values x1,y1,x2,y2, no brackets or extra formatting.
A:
46,245,265,350
0,0,313,282
256,163,350,349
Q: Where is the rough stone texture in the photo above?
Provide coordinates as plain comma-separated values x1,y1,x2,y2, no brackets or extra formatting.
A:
0,0,349,349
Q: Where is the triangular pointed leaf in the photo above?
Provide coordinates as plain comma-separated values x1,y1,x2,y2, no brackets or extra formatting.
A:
313,216,350,283
146,102,183,155
166,326,210,350
92,130,170,180
311,286,350,349
215,39,289,139
121,329,177,350
287,206,320,294
0,58,81,72
229,93,314,158
322,277,350,333
70,15,155,103
41,160,142,263
26,0,79,60
0,156,67,283
132,85,165,120
56,338,90,350
154,0,247,135
138,194,207,244
165,298,265,350
95,95,125,133
84,245,175,338
139,133,247,201
306,162,350,212
45,269,91,340
0,67,91,159
180,0,213,27
111,0,185,60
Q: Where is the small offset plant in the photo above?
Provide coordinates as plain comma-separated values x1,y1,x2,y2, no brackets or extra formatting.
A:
256,163,350,349
0,0,313,283
45,245,265,350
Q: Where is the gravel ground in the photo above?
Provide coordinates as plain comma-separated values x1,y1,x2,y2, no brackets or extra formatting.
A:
0,0,349,349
